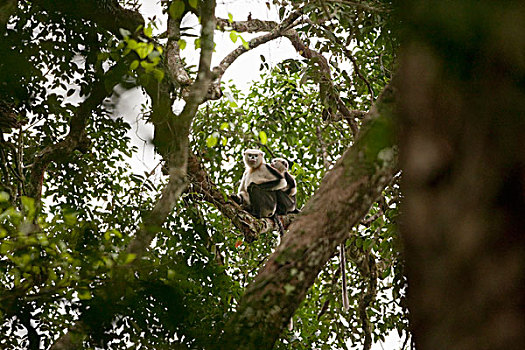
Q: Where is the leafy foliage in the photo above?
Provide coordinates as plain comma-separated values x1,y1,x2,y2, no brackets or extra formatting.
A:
0,0,407,349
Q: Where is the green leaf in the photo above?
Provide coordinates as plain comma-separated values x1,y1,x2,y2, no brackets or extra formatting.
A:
140,60,156,72
228,12,233,23
0,191,9,202
279,7,285,20
178,39,186,50
126,39,138,50
119,28,131,38
123,253,136,264
220,122,229,130
135,42,154,59
284,283,296,295
241,37,249,50
229,31,238,43
152,68,165,82
21,196,35,220
78,290,92,300
169,0,185,20
206,135,218,148
144,25,153,38
63,211,78,226
188,0,198,9
259,130,268,145
130,60,139,70
194,38,201,49
148,50,161,64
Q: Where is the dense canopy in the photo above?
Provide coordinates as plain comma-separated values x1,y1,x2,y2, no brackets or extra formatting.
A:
1,0,524,350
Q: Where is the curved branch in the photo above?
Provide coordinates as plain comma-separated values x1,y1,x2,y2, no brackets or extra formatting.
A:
211,11,301,81
284,30,359,135
212,13,359,138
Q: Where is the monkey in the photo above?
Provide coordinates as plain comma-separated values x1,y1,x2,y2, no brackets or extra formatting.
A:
270,157,299,215
232,149,287,219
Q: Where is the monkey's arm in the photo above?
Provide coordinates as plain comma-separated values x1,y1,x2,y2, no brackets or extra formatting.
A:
284,172,297,196
234,171,250,205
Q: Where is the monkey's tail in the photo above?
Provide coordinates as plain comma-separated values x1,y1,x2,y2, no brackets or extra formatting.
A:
273,215,285,236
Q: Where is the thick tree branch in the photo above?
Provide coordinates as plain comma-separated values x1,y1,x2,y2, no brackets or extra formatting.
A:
216,17,277,32
217,85,397,349
166,16,192,88
128,0,217,252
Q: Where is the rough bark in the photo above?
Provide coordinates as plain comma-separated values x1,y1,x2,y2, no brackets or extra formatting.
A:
218,85,397,349
397,1,525,349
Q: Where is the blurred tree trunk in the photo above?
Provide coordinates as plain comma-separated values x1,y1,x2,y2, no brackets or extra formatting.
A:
397,1,525,349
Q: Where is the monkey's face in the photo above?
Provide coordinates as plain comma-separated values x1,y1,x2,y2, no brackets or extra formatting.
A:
271,158,288,173
244,149,264,168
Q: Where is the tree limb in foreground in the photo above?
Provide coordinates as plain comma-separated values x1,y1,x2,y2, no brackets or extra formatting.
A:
217,84,397,349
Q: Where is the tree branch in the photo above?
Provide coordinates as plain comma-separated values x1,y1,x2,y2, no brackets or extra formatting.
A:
283,29,359,135
49,1,217,348
27,69,114,201
211,11,301,82
217,84,397,349
216,17,277,33
166,16,193,87
213,15,360,136
187,153,289,242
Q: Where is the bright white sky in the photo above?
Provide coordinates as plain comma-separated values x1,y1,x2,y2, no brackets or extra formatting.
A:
115,2,404,349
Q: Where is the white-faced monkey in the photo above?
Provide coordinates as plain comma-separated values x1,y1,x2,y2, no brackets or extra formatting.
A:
232,149,287,219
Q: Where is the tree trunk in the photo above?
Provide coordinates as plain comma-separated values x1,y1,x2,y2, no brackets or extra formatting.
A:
218,86,397,349
397,1,525,349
